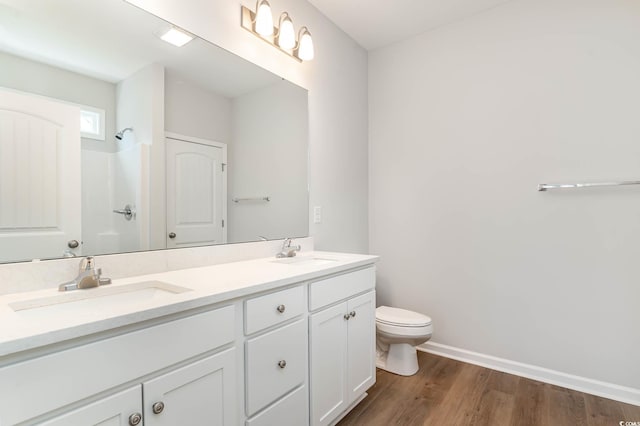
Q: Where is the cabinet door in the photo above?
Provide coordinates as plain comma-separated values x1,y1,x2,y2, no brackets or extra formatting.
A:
347,291,376,403
143,348,236,426
309,301,349,426
40,386,142,426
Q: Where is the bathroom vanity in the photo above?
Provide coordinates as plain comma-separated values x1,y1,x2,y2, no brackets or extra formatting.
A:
0,252,377,425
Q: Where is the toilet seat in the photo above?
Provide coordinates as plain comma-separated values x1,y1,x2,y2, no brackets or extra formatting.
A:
376,306,431,327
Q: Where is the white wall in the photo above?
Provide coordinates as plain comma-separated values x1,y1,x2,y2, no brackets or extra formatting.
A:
164,71,232,143
126,0,369,253
116,64,166,251
369,0,640,390
229,81,308,242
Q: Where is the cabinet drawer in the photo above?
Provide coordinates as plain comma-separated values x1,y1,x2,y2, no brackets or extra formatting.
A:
309,267,375,311
245,285,305,335
0,305,235,426
246,386,307,426
246,318,307,416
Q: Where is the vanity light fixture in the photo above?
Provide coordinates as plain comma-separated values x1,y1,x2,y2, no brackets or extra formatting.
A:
276,13,295,49
241,1,314,62
254,0,274,36
159,27,194,47
295,27,314,61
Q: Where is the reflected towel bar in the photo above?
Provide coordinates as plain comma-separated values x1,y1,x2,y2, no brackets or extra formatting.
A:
233,196,270,203
538,181,640,191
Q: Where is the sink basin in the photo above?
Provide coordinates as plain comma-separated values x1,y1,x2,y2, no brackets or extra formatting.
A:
9,281,191,315
271,256,338,267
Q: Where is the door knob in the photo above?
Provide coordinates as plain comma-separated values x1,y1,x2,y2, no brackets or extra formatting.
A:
168,232,176,239
67,240,79,249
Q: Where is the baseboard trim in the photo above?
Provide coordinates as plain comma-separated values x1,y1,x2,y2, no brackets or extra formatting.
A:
418,341,640,407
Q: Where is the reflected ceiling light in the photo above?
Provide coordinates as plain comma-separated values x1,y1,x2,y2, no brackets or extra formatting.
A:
254,0,274,36
240,2,314,62
159,27,194,47
276,13,295,50
295,27,314,61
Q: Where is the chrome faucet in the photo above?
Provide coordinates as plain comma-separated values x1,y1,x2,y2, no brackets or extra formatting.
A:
58,256,112,292
276,238,301,258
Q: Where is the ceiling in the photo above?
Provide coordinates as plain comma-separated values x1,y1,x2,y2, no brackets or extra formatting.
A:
0,0,280,98
308,0,513,50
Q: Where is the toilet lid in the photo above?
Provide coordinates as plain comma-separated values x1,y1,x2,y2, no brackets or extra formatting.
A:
376,306,432,327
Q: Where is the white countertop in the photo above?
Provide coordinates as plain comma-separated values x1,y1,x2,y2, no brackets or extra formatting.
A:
0,251,378,358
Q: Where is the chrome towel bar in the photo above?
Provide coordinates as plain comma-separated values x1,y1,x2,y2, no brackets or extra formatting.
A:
538,180,640,191
233,196,270,203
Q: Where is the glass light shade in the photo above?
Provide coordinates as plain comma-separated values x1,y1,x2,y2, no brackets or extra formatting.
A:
277,13,295,49
254,0,274,36
297,28,314,61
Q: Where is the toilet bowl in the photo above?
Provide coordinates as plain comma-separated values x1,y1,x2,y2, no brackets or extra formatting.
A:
376,306,432,376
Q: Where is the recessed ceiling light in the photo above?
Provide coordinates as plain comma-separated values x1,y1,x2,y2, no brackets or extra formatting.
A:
159,27,194,47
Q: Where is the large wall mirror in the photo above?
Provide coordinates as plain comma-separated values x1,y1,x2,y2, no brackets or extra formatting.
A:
0,0,309,264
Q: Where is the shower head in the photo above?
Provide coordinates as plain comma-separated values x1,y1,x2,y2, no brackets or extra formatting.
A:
115,127,133,140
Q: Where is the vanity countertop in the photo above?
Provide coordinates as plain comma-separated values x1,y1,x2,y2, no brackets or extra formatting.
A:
0,251,378,358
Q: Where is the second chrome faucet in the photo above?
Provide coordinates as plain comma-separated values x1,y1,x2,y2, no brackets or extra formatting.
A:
58,257,112,292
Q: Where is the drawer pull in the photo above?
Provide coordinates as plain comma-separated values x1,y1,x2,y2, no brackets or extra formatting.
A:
152,401,165,414
129,413,142,426
350,311,356,318
344,313,351,320
278,359,287,368
276,304,286,313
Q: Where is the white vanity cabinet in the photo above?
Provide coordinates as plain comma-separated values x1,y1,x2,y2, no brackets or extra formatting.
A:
0,305,237,426
0,256,379,426
309,267,376,426
244,285,309,425
39,386,142,426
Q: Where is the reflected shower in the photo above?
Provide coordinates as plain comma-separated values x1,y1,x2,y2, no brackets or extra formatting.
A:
115,127,133,140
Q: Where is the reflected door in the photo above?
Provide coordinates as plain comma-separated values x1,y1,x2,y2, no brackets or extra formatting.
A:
166,136,226,249
0,88,81,261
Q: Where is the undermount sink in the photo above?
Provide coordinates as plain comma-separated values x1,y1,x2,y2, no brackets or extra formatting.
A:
271,256,338,267
9,281,192,315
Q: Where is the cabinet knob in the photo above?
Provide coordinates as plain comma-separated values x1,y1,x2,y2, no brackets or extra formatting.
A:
278,360,287,368
344,313,351,320
128,413,142,426
276,304,286,313
350,311,356,318
168,232,176,239
67,239,80,249
152,401,165,414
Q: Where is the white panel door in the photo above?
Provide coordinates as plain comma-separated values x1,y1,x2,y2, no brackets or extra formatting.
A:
310,302,349,426
0,88,81,261
166,136,225,248
347,291,376,403
40,386,142,426
142,349,237,426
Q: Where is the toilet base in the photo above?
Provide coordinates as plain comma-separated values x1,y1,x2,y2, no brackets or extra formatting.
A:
376,342,419,376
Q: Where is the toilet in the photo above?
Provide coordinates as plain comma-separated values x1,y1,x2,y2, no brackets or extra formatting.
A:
375,306,433,376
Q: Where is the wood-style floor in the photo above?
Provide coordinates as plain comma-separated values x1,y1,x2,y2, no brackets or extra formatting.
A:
338,352,640,426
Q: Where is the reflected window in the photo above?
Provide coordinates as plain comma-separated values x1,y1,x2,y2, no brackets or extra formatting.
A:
80,106,105,140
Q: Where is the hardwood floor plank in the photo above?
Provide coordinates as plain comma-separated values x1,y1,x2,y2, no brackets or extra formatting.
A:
423,362,491,426
547,385,587,426
338,352,640,426
509,378,550,426
585,393,626,426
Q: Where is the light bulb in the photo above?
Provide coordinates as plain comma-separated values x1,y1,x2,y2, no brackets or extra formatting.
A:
254,0,273,36
297,27,314,61
277,13,295,49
